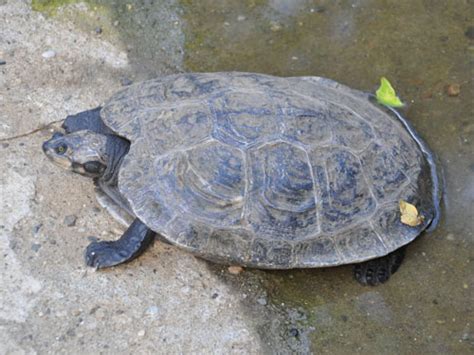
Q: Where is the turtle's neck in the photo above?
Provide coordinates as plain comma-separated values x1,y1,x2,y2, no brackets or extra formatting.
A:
101,134,130,186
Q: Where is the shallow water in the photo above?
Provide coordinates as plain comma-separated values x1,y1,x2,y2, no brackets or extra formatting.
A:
33,0,473,352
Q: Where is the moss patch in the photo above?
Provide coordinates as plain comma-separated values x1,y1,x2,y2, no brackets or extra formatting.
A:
32,0,92,16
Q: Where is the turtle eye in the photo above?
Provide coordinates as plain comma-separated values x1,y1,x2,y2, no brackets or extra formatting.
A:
55,143,68,155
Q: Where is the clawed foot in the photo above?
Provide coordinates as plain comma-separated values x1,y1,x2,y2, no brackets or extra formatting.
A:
354,260,390,286
85,240,131,269
353,247,406,286
84,219,155,269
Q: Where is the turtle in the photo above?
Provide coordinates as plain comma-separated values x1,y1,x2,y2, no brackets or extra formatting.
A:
42,72,441,286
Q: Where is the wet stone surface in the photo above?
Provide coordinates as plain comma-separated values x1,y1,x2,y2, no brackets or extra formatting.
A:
1,0,473,354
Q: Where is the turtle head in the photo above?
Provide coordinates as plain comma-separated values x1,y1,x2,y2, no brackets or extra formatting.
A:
43,130,109,178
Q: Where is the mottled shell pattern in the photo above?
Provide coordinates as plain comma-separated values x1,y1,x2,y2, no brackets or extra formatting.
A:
100,72,436,268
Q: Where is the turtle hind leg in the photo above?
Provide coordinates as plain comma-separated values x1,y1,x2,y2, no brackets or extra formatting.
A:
85,219,155,269
353,247,406,286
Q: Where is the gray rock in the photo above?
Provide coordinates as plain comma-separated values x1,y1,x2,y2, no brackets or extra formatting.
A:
289,328,299,337
257,297,267,306
63,215,77,227
33,223,42,234
120,77,133,86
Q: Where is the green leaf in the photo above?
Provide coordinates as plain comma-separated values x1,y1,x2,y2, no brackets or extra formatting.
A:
375,77,405,108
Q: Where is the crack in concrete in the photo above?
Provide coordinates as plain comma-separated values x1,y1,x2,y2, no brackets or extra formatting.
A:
0,119,64,143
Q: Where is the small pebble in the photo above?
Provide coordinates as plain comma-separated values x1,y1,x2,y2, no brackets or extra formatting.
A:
465,26,474,40
228,265,244,275
137,330,146,337
289,328,299,337
42,50,56,59
270,22,282,32
113,20,119,26
120,77,133,86
89,306,100,315
237,15,246,21
33,223,43,234
9,240,17,250
0,59,6,65
446,83,460,96
145,305,159,316
71,309,82,316
211,293,219,299
310,7,326,13
95,308,106,319
257,297,267,306
95,27,103,35
31,243,41,252
64,215,77,227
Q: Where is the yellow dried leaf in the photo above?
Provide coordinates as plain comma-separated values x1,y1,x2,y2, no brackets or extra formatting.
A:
399,200,423,226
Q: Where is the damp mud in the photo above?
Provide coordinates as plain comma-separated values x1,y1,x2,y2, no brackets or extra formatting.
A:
3,0,473,353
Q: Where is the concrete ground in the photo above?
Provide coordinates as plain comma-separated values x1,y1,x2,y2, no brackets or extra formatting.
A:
0,1,268,353
3,1,472,354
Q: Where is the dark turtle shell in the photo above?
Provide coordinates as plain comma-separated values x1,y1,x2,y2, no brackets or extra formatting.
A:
100,72,439,268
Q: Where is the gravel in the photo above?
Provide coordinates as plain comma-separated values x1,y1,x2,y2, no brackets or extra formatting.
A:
41,50,56,59
64,215,77,227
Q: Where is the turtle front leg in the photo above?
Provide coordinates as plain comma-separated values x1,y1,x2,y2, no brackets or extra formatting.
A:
85,219,155,269
353,247,406,286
